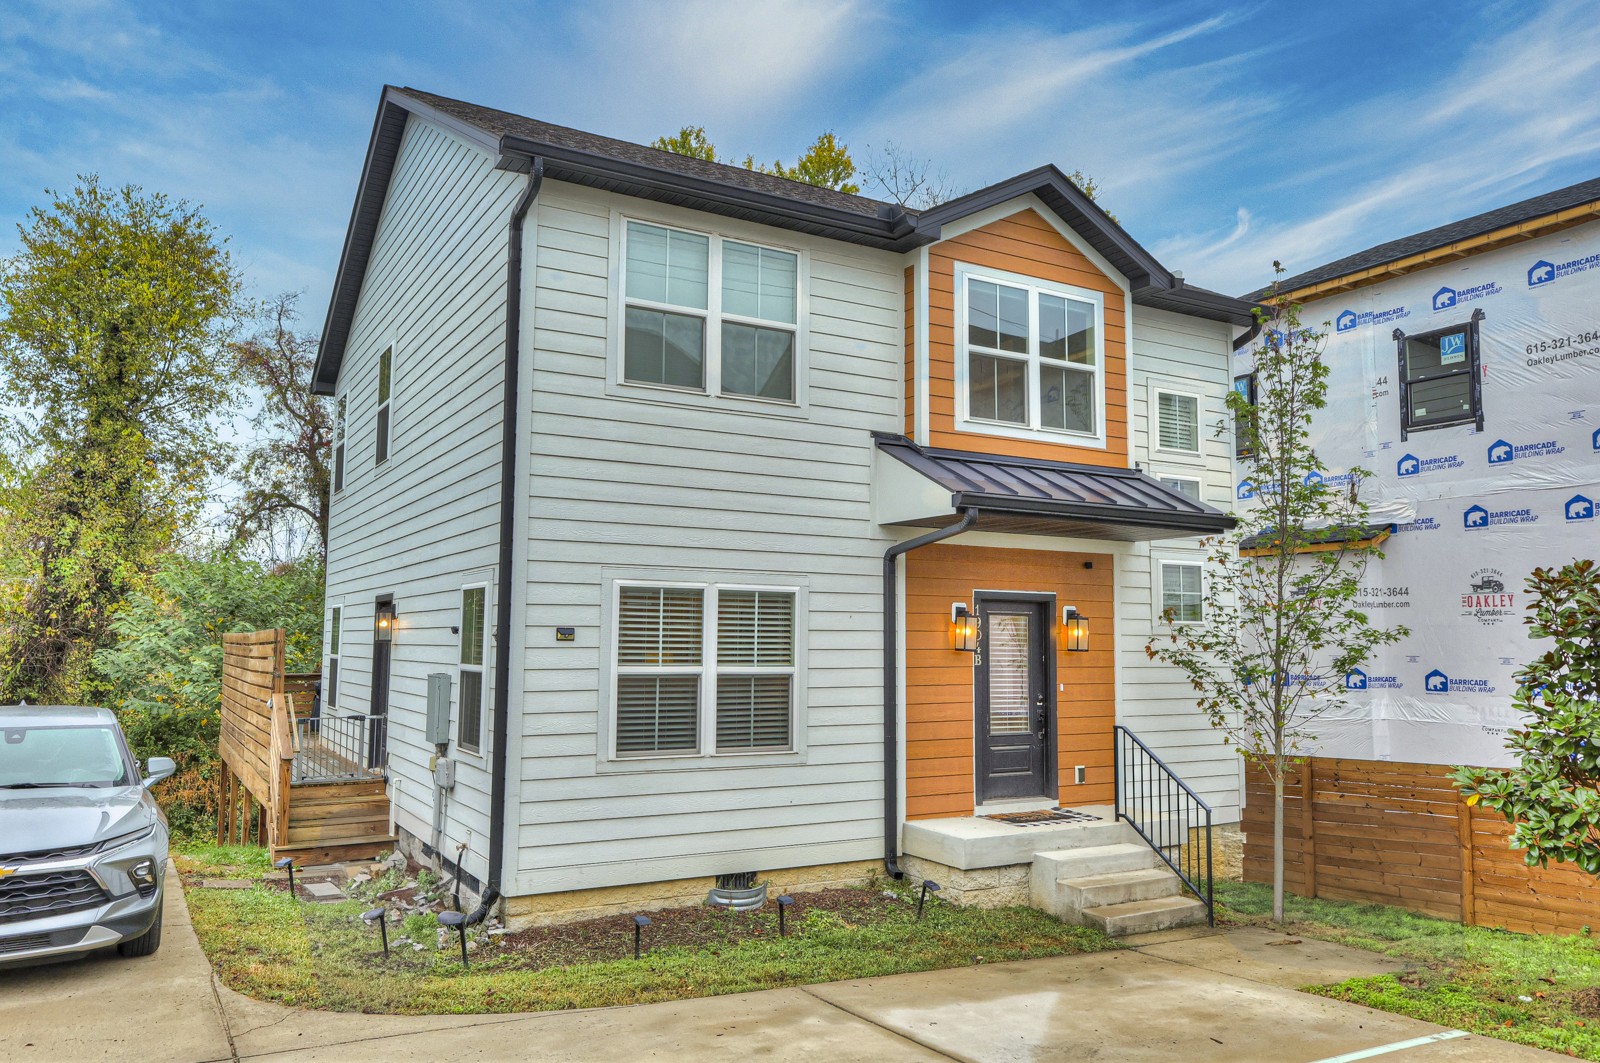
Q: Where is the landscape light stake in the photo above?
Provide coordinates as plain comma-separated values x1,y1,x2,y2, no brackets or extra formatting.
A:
917,880,942,920
438,910,468,967
633,914,651,959
274,857,298,898
777,894,793,937
362,907,389,956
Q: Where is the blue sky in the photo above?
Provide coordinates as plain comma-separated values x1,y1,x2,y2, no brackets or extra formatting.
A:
5,0,1600,327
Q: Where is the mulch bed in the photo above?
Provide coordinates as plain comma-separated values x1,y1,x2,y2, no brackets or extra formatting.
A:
489,888,899,969
1572,986,1600,1018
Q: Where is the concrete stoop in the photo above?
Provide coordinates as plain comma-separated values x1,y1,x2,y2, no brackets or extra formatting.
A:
902,808,1208,936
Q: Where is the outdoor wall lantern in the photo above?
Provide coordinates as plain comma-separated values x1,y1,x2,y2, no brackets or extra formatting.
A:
1061,606,1089,652
950,603,979,652
374,601,397,642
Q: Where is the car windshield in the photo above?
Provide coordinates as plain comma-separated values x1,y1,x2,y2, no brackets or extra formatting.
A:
0,724,131,788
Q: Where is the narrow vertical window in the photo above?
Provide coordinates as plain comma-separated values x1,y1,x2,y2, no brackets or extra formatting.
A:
457,587,487,754
326,606,342,708
375,346,392,465
1156,390,1200,453
1232,375,1256,458
614,586,704,755
1161,562,1204,622
715,590,795,751
333,395,346,492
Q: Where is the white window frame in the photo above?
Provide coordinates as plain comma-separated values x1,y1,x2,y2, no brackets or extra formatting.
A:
325,604,342,709
609,211,811,416
374,344,394,466
600,573,808,768
1156,559,1206,625
1152,385,1203,458
456,583,489,756
1157,473,1204,504
332,395,346,493
953,261,1107,448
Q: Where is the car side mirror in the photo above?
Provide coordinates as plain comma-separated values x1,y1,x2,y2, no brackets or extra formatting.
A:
143,756,177,788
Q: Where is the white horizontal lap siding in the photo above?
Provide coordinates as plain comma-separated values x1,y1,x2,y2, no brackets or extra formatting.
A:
323,116,526,884
513,183,904,893
1118,307,1242,821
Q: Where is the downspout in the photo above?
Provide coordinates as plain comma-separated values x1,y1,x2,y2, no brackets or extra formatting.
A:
882,506,979,878
471,156,543,925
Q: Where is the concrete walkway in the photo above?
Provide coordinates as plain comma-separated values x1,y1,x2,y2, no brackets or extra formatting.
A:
0,872,1563,1062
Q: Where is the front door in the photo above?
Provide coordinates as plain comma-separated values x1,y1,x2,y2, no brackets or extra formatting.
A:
368,602,392,771
975,596,1053,803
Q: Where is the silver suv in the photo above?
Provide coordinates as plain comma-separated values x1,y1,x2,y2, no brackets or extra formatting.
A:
0,706,175,965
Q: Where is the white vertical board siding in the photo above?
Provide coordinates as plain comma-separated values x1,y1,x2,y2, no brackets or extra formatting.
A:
1119,306,1242,821
514,183,904,894
323,117,525,885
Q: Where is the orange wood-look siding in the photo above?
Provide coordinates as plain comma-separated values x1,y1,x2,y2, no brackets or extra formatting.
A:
917,208,1128,466
904,543,1116,819
903,264,915,436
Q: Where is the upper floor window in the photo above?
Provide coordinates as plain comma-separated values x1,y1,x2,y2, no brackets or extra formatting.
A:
1231,374,1256,458
1394,312,1483,440
333,396,346,492
1155,389,1200,454
326,606,342,709
375,346,392,465
1160,561,1204,623
622,220,800,403
957,266,1103,442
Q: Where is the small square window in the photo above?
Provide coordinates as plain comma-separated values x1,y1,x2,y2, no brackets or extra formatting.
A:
1159,475,1203,503
1157,391,1200,453
1397,317,1482,437
1161,562,1204,623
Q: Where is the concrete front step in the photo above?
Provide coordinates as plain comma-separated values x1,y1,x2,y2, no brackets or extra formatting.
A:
1057,867,1181,910
1032,842,1162,881
1081,895,1208,936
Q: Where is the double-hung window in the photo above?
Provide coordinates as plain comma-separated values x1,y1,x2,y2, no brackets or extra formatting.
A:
612,582,797,758
333,396,346,492
1160,562,1204,623
1395,313,1483,439
326,606,342,708
457,587,487,754
959,267,1102,439
1155,389,1201,454
375,346,392,465
622,219,800,402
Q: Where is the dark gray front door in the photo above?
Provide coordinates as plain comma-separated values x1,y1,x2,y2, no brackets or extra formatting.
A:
368,601,392,771
975,597,1053,803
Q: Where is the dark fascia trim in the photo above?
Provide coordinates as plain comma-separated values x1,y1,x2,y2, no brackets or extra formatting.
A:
914,165,1170,291
1139,285,1262,328
496,132,922,250
950,491,1236,533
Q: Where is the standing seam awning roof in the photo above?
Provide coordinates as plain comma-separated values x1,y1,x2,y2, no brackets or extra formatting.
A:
875,434,1236,541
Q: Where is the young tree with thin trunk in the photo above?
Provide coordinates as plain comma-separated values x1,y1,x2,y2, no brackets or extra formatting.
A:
1146,271,1406,923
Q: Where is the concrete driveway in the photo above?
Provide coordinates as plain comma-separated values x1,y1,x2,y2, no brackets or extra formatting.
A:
0,871,1563,1062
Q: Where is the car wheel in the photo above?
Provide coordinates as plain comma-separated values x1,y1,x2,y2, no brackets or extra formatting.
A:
117,905,163,958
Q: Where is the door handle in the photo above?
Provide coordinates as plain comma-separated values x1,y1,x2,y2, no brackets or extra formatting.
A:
1035,703,1048,739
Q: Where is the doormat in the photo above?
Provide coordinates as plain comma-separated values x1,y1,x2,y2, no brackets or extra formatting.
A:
982,808,1101,826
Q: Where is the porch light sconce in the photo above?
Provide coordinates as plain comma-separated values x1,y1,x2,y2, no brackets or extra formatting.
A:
1062,606,1089,652
374,601,397,642
950,603,978,652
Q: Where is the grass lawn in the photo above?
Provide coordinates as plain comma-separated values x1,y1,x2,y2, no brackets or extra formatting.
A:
176,847,1113,1015
1217,881,1600,1060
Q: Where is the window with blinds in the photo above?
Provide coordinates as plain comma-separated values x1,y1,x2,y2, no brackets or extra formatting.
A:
1157,390,1200,453
457,587,487,754
716,590,795,751
612,583,798,757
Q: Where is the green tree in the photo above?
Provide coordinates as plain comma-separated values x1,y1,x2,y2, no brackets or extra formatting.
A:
1145,272,1406,923
230,293,333,563
0,175,244,701
655,126,860,193
1454,561,1600,876
652,125,718,161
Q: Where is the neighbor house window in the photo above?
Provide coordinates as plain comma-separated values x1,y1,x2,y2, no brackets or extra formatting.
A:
326,606,342,708
457,587,487,754
1160,562,1204,623
959,268,1102,438
1395,313,1483,439
612,582,796,757
1158,474,1203,503
333,396,346,492
1232,374,1256,458
375,346,392,464
622,220,799,402
1156,389,1201,454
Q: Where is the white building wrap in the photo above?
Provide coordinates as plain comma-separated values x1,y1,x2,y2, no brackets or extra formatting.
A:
1235,220,1600,767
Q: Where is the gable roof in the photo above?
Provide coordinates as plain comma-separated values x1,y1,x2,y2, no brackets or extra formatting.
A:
313,87,1256,393
1251,175,1600,302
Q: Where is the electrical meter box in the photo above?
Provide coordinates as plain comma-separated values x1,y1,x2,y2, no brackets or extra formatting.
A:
425,672,452,746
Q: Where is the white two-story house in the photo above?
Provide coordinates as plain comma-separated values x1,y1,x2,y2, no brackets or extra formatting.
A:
312,87,1257,929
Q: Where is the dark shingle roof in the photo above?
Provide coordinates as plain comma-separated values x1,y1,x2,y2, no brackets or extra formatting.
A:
1251,176,1600,299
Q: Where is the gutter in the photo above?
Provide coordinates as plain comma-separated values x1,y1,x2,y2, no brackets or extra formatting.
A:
881,507,979,878
472,155,543,925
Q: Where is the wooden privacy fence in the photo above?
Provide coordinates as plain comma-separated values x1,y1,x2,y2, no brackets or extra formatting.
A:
217,630,289,848
1244,757,1600,935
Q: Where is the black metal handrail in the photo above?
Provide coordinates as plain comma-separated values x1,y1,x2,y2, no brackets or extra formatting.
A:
1113,725,1214,926
292,710,387,784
